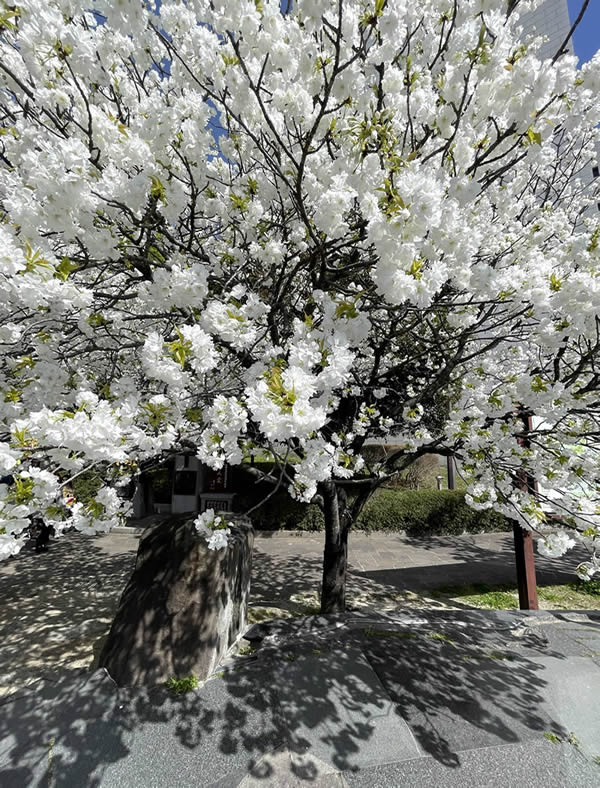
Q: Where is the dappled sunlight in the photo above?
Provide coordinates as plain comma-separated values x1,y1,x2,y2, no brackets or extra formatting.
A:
0,533,136,699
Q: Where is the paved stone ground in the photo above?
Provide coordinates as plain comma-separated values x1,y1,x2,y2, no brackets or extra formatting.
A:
0,533,137,699
0,527,589,699
0,528,598,787
250,529,589,612
1,610,600,787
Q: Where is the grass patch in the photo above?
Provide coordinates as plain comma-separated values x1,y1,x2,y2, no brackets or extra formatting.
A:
165,675,199,695
543,732,562,744
433,583,519,610
427,631,456,646
238,644,257,656
247,607,295,624
567,732,581,749
538,581,600,609
434,580,600,611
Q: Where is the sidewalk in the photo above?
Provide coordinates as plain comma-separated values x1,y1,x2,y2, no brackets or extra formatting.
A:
2,609,599,787
250,529,588,611
0,527,588,698
1,527,598,787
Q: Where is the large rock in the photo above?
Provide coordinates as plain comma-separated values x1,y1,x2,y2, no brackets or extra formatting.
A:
99,514,253,686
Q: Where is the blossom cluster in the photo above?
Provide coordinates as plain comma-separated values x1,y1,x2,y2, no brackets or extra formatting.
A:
0,0,598,581
193,508,232,551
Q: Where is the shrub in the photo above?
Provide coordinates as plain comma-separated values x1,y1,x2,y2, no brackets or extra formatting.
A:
165,675,199,695
71,471,103,505
234,463,509,536
356,489,509,536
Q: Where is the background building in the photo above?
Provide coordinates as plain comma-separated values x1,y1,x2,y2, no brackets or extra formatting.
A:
524,1,599,214
521,0,573,61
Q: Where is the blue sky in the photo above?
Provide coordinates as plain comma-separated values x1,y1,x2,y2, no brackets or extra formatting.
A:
567,0,600,64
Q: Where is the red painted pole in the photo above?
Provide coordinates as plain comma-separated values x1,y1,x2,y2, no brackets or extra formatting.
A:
513,413,539,610
513,522,539,609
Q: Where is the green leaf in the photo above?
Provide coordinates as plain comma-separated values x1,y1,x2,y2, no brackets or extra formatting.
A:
549,273,562,292
230,193,249,212
488,393,502,408
142,401,170,428
409,258,424,280
166,330,192,367
23,242,52,273
148,246,166,264
11,426,29,446
87,498,106,519
14,355,34,371
335,301,359,320
55,257,79,281
264,362,296,414
226,308,245,323
87,313,105,328
221,53,239,67
524,127,542,146
150,176,166,203
13,475,35,505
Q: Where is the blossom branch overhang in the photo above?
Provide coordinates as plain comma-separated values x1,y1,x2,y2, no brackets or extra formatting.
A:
0,0,598,579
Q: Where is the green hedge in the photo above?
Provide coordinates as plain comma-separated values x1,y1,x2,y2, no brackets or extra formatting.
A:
71,471,103,505
235,467,510,536
356,489,509,536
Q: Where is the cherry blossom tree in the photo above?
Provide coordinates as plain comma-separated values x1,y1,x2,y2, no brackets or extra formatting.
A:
1,0,599,611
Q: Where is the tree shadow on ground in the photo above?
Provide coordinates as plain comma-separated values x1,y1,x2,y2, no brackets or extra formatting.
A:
0,533,137,697
351,532,589,593
0,530,595,786
356,620,560,766
0,611,578,786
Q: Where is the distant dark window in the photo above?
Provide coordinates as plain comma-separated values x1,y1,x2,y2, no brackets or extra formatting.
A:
173,470,197,496
593,166,600,178
148,463,173,503
206,466,228,492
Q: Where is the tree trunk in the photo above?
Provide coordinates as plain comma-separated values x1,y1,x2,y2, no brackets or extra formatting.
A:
320,481,350,614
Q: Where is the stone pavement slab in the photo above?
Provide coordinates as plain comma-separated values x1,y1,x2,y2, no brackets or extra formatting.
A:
342,740,599,788
0,670,124,787
362,631,559,759
274,644,420,773
1,611,599,787
535,656,600,758
99,672,283,788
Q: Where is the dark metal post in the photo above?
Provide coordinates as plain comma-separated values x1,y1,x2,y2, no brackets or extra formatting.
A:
513,413,538,610
447,455,456,490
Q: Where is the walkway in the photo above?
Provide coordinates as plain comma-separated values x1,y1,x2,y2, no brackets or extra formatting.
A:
250,529,587,611
2,609,600,787
0,528,588,698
